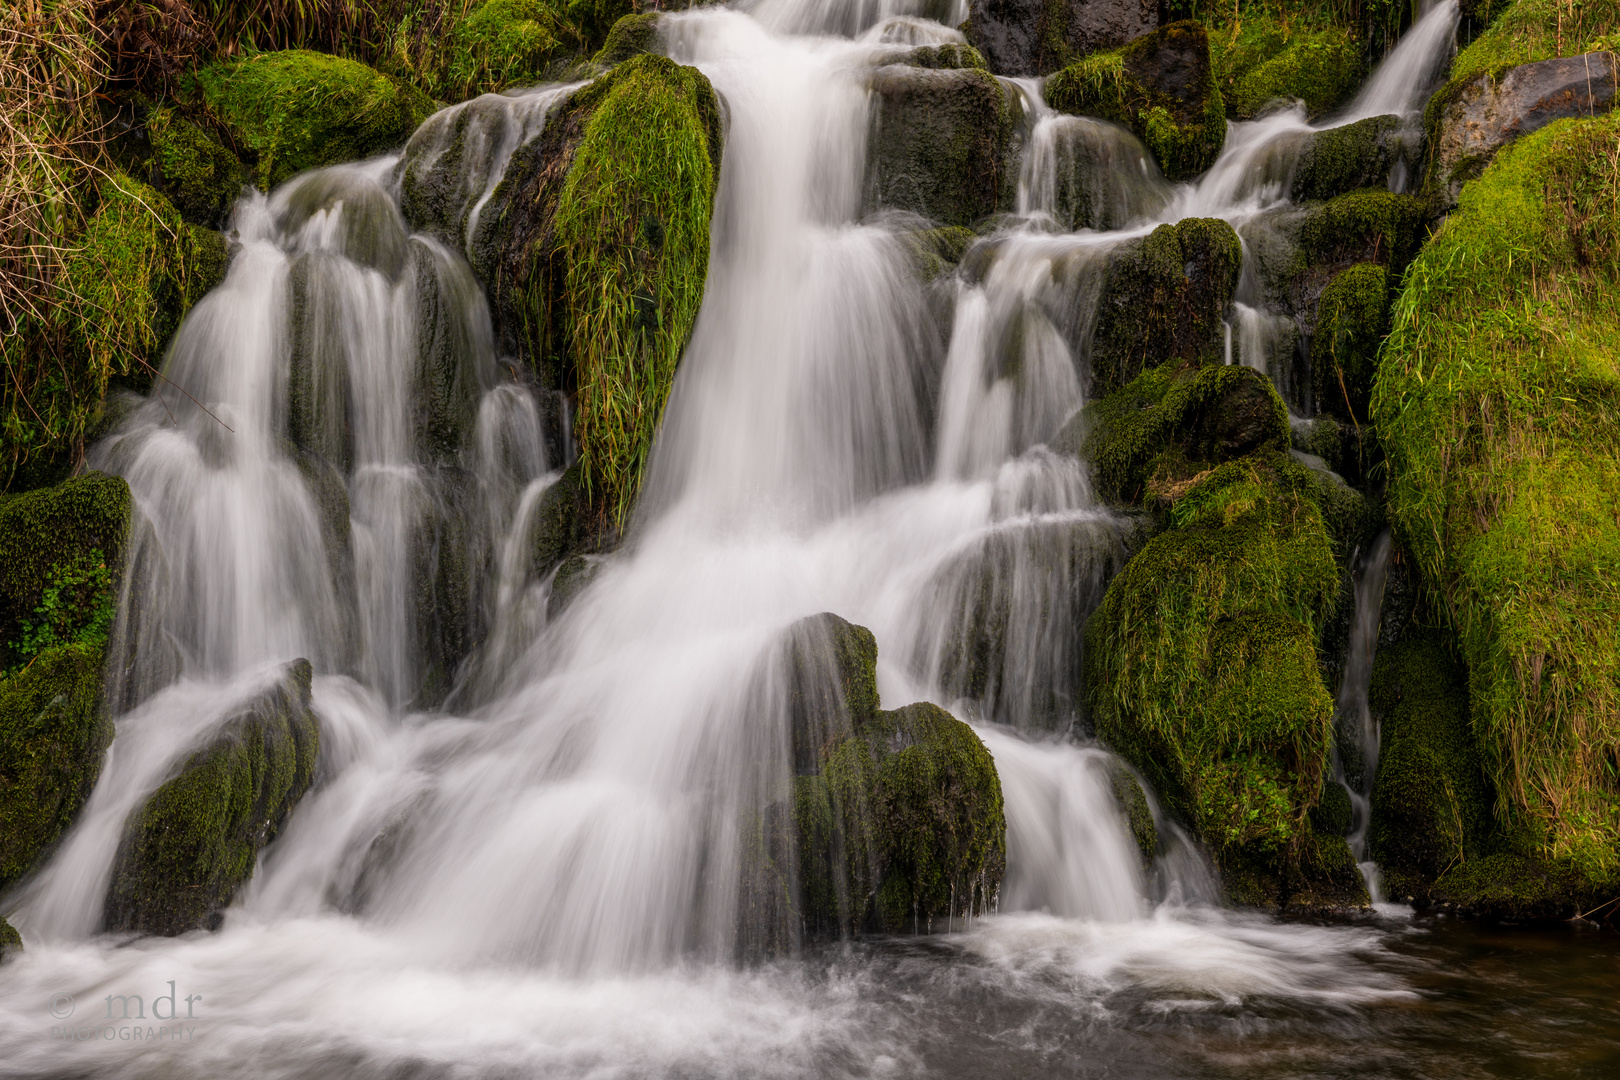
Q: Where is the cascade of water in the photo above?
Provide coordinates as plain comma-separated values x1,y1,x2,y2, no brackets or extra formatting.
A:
1333,533,1395,901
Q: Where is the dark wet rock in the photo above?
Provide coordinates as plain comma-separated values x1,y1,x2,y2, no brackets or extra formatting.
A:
1431,52,1618,208
963,0,1157,77
290,447,359,674
411,241,497,468
0,916,19,957
864,65,1015,226
1311,778,1353,836
1283,831,1370,912
546,553,604,620
529,463,617,582
1108,759,1158,868
1088,216,1242,396
104,659,320,936
286,253,356,474
1290,114,1414,203
411,474,482,710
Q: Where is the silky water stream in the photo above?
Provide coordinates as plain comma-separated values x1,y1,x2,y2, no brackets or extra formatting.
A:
1,2,1617,1077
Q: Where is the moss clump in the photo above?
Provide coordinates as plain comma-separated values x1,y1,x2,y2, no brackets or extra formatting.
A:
1070,361,1288,505
1108,759,1158,868
1208,15,1364,121
145,106,249,228
1372,112,1620,879
593,12,662,66
1088,216,1244,395
1311,778,1353,835
1086,455,1341,894
0,916,19,956
1298,189,1429,270
1045,21,1226,181
897,43,989,71
0,643,112,892
1291,115,1407,203
193,50,434,190
0,473,131,671
864,65,1014,227
1312,262,1389,424
1431,851,1614,919
1366,634,1495,902
104,659,320,936
899,225,977,282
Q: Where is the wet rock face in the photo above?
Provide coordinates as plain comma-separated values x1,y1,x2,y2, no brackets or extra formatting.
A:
1290,114,1414,203
103,659,321,936
864,65,1014,227
964,0,1158,77
1432,52,1618,207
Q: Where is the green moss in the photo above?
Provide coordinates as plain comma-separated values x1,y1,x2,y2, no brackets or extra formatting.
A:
1045,21,1226,181
1298,189,1430,271
1089,216,1244,394
0,643,112,892
593,12,661,66
1429,0,1620,126
899,225,977,281
104,660,320,936
1072,361,1289,505
1366,634,1495,901
865,65,1014,227
193,50,435,190
0,916,19,956
1108,759,1159,867
1086,454,1340,884
1371,112,1620,878
145,106,249,228
1208,15,1364,120
1431,851,1615,919
1286,828,1369,910
1311,778,1353,835
1292,115,1406,203
441,0,570,99
0,473,131,671
899,43,989,71
1312,263,1390,424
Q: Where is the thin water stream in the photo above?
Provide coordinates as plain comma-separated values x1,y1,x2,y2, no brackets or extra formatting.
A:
4,2,1609,1077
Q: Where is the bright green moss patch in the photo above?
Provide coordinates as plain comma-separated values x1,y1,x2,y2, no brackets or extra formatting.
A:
145,106,249,227
104,660,320,936
1045,21,1226,180
1312,262,1389,424
1208,14,1363,120
1298,188,1429,270
1291,115,1405,202
0,642,112,892
193,50,434,190
1372,112,1620,878
1436,0,1620,105
593,12,661,66
1086,455,1339,873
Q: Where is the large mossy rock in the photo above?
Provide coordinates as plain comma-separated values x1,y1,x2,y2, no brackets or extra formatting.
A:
962,0,1157,77
1209,15,1363,121
1085,453,1359,908
757,614,1006,941
1429,852,1612,920
103,659,321,936
474,54,722,528
864,64,1014,227
143,105,251,228
0,644,113,893
1289,115,1412,203
1044,21,1225,181
1366,634,1494,903
192,51,435,190
1373,111,1620,886
1087,216,1242,395
1311,262,1390,425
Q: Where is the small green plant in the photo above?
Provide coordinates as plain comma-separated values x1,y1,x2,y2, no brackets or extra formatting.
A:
10,548,115,670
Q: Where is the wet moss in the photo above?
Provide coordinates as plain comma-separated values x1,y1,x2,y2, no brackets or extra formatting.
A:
1311,778,1353,835
1298,189,1429,271
546,553,602,619
1366,634,1494,902
1372,112,1620,878
1086,454,1340,892
1088,216,1244,394
442,0,567,98
1208,15,1364,121
0,916,19,956
193,50,435,190
865,65,1014,227
899,43,989,71
1312,262,1390,424
1291,115,1407,203
104,660,320,936
1045,21,1226,181
0,643,112,893
145,106,250,228
1284,828,1369,911
1108,759,1158,868
593,13,662,66
1430,852,1614,920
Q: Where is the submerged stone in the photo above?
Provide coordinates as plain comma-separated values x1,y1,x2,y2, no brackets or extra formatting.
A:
864,64,1015,227
963,0,1157,77
104,659,321,936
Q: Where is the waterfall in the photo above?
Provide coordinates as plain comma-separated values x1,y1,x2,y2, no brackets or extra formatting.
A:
1334,533,1395,901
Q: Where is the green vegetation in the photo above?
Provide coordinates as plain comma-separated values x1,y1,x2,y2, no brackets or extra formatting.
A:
1291,115,1404,202
1045,21,1226,180
1298,188,1428,269
104,659,321,935
1312,262,1389,424
1207,11,1363,119
1371,112,1620,880
0,916,19,955
593,11,661,66
0,642,112,892
1431,851,1611,919
1109,760,1159,867
898,43,989,71
192,50,434,189
145,104,251,227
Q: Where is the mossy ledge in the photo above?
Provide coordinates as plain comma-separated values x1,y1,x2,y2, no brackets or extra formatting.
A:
103,659,321,936
1207,13,1364,121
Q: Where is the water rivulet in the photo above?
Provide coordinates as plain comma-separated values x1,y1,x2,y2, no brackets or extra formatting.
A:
11,3,1615,1078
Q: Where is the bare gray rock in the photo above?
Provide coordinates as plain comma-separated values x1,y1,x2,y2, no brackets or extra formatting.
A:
964,0,1158,77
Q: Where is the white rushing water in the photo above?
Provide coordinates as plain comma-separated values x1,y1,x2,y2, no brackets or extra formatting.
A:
0,3,1461,1074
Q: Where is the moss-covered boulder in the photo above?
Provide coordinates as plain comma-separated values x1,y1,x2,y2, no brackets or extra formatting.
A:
479,55,722,527
962,0,1158,77
1366,634,1495,903
0,643,113,893
1311,262,1390,425
192,51,434,190
1209,15,1363,121
889,43,990,71
103,659,320,936
546,553,603,620
758,613,1006,940
1087,216,1242,395
593,12,662,66
1290,115,1411,203
864,65,1014,227
1108,759,1158,868
144,106,250,228
1044,21,1225,181
1060,361,1288,505
1429,852,1613,920
1373,111,1620,885
1086,453,1348,906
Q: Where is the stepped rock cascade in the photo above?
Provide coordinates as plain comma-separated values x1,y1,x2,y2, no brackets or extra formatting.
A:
0,2,1505,1075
